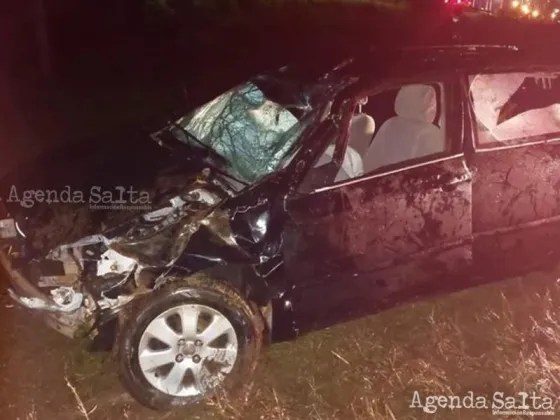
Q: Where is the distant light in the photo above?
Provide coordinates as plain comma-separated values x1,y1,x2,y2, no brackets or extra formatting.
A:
511,0,520,8
521,4,530,14
532,9,539,18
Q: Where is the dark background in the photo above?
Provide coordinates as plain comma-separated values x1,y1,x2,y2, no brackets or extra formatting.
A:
0,0,418,180
1,0,553,179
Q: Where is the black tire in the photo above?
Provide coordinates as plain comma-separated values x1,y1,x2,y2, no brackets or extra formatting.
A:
114,274,263,411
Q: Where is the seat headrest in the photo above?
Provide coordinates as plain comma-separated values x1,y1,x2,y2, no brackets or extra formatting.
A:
395,84,437,123
349,113,375,156
350,113,375,133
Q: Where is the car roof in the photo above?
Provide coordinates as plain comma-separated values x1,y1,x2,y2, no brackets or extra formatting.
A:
329,12,560,78
231,10,558,85
177,4,560,109
429,12,560,65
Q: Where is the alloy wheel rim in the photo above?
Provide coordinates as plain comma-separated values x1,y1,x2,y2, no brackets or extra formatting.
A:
138,304,238,397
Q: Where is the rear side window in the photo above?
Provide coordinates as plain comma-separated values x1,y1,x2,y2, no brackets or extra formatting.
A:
469,72,560,148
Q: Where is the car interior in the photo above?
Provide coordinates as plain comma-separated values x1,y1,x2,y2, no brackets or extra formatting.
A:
361,84,445,173
301,83,446,192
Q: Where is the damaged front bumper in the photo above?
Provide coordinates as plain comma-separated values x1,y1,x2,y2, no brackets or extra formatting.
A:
0,173,266,340
0,218,18,240
0,250,93,338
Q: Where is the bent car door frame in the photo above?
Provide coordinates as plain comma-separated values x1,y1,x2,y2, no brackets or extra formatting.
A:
284,76,474,330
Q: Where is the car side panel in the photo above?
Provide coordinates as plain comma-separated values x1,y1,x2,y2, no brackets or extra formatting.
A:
471,142,560,279
285,157,473,327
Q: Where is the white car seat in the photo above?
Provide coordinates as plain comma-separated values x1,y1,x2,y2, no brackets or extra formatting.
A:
313,113,375,182
363,84,444,173
347,113,376,157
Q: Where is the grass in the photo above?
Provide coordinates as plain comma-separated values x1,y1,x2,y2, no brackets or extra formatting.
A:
60,265,560,419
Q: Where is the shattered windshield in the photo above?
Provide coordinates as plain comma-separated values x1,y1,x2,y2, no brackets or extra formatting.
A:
171,81,316,183
470,72,560,146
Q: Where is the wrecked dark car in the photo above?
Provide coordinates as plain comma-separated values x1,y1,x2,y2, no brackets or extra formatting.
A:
3,23,560,410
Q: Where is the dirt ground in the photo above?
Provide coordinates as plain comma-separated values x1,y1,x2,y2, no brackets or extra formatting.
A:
2,265,560,420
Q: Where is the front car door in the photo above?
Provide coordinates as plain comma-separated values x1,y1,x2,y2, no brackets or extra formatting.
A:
284,76,473,328
465,69,560,281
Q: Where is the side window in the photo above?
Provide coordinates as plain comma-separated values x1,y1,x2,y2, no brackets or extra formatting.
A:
298,82,449,192
342,83,448,179
469,72,560,148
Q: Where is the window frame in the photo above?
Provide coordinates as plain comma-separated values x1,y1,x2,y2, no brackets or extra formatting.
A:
309,76,463,193
468,70,560,152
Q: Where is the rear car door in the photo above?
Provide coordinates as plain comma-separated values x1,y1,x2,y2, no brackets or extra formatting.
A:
466,70,560,280
284,78,473,326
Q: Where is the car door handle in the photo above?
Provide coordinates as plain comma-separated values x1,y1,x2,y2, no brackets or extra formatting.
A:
437,173,472,192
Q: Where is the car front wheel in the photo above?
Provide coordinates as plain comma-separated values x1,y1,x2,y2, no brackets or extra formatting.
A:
115,275,263,410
